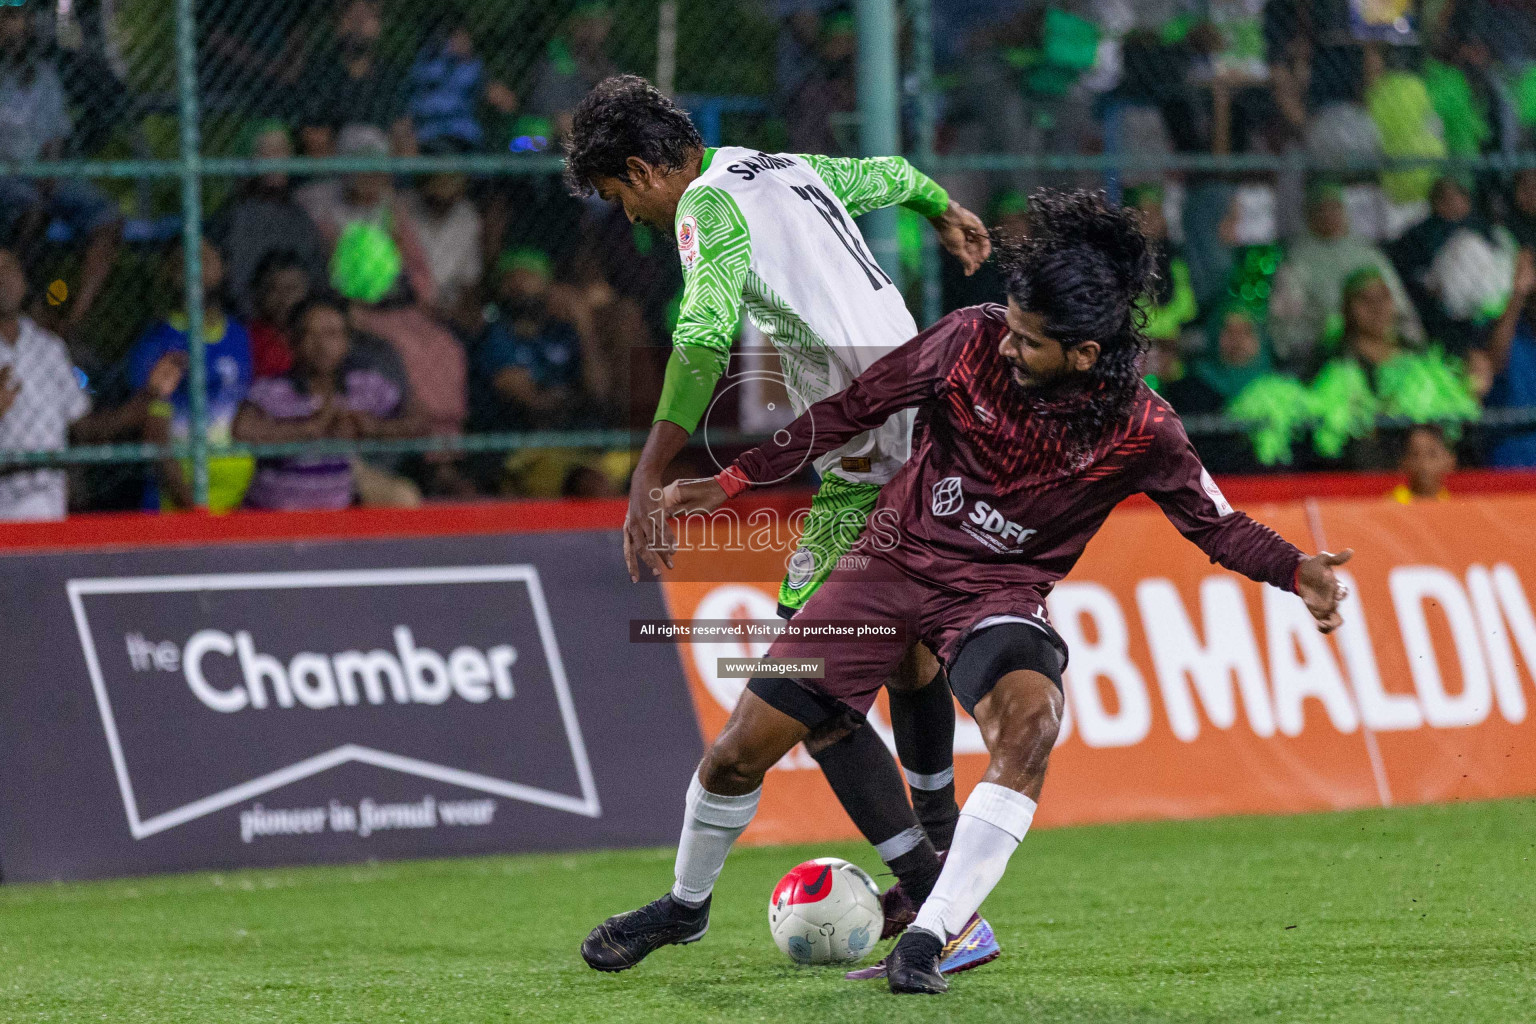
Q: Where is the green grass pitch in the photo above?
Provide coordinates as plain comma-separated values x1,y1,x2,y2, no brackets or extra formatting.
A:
3,797,1533,1023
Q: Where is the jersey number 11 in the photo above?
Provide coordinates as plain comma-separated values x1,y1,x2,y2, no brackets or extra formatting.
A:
791,184,893,292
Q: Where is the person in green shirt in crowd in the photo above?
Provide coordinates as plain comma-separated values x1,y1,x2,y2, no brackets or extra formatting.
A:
1164,299,1273,416
1311,267,1479,468
1160,299,1286,473
1268,182,1423,371
1363,43,1446,220
526,3,619,141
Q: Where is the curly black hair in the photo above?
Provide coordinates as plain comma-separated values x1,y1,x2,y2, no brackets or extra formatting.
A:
564,75,704,196
995,188,1158,456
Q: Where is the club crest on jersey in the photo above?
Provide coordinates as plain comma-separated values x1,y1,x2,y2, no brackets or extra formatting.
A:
931,476,964,517
677,215,699,269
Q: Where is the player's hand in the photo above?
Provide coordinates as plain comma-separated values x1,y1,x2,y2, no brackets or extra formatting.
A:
623,475,676,583
0,365,18,419
1296,549,1353,634
662,476,728,516
931,200,992,276
145,352,188,400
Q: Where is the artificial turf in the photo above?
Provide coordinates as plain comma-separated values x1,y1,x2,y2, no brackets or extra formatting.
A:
2,797,1532,1023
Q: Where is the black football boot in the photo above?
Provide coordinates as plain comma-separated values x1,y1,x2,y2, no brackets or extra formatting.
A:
886,928,948,994
580,894,710,972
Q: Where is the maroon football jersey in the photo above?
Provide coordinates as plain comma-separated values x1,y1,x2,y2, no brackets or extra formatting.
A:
731,304,1305,600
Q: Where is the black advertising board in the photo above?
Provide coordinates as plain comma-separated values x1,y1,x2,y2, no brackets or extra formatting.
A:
0,530,702,882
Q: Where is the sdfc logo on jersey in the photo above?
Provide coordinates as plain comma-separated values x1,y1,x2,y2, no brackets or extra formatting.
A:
931,476,964,517
968,502,1037,546
677,215,699,270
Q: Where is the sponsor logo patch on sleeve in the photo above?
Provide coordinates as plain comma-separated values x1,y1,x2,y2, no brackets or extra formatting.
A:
677,214,699,270
1200,467,1234,517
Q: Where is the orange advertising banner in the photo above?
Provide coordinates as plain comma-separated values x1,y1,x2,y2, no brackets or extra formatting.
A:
659,493,1536,845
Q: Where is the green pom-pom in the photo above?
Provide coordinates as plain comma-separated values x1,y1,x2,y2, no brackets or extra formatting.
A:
1310,360,1379,458
1226,375,1315,466
1376,348,1481,439
331,221,403,304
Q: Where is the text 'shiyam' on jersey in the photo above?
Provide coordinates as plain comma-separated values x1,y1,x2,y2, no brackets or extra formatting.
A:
660,147,949,487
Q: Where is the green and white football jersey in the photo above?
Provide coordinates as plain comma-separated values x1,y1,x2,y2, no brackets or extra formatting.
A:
657,147,949,487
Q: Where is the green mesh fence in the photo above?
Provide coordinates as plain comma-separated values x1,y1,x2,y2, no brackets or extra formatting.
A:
906,0,1536,476
0,0,1534,517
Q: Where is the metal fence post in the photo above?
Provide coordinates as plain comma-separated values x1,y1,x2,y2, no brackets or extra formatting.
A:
175,0,208,509
856,0,900,282
909,0,942,326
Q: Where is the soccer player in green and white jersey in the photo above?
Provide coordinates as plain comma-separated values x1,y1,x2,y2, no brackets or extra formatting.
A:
566,76,998,974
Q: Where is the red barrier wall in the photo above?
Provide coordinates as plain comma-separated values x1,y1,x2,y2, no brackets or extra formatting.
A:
658,482,1536,844
3,469,1535,552
5,471,1536,849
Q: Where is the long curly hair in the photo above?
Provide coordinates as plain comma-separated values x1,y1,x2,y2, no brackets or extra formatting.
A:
564,75,703,196
996,189,1157,456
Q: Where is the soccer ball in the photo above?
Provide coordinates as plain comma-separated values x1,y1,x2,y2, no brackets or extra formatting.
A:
767,857,882,965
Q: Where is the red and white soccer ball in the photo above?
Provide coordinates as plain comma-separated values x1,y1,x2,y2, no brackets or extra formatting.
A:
767,857,881,964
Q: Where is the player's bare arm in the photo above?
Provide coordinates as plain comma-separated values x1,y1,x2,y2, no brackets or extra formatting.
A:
661,474,727,516
623,421,689,581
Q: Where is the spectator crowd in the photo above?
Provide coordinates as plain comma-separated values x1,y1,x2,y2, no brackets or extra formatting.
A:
0,0,668,520
915,0,1536,480
3,0,1536,520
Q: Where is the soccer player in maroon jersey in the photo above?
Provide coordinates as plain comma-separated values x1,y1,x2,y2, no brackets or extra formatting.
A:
580,190,1352,994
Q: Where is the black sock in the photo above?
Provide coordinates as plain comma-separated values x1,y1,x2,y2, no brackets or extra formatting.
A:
886,842,942,906
808,720,942,898
888,670,960,851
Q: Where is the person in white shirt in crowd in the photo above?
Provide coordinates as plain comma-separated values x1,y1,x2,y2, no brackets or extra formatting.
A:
402,167,483,317
0,248,185,521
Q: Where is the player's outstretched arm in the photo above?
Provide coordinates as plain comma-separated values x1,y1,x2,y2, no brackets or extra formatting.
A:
1143,426,1353,632
799,153,990,273
696,308,975,503
661,475,728,516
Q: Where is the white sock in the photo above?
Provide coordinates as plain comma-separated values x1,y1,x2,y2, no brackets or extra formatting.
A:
911,782,1035,939
672,770,761,906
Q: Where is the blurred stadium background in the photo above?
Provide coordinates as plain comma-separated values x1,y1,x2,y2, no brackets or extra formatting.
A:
6,0,1536,501
1,1,1534,1021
